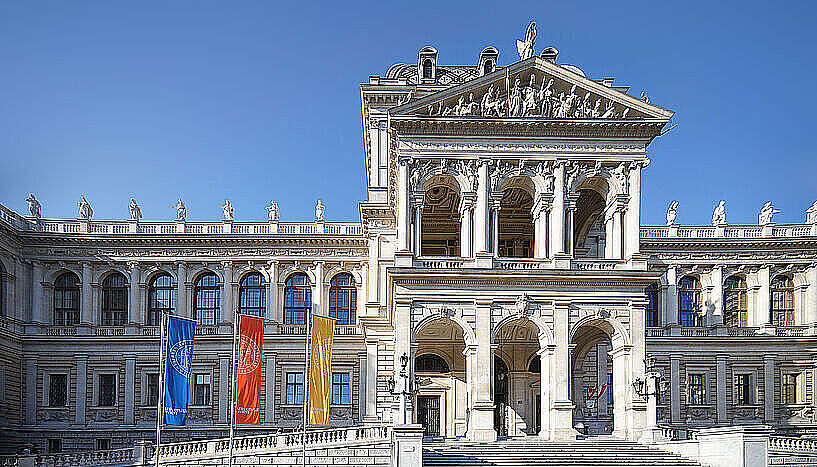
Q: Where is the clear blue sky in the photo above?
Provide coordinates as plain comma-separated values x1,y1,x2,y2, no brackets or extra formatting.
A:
1,1,815,225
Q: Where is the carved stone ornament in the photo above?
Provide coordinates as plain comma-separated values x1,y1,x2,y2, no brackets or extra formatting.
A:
26,193,42,218
596,308,611,320
666,201,679,226
758,201,780,225
712,201,726,226
515,293,532,316
807,201,817,224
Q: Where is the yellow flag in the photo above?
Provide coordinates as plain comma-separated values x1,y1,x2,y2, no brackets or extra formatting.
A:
308,315,335,426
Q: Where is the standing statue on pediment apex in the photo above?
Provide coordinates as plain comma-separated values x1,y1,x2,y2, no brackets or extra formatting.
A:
538,78,554,117
509,78,523,117
77,195,93,220
712,201,726,226
266,201,279,222
758,202,780,225
806,201,817,224
315,200,325,222
221,200,234,221
171,199,186,221
516,21,537,61
25,194,41,218
129,198,142,221
666,201,679,226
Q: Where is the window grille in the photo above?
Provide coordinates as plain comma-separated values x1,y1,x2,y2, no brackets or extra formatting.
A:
49,374,67,407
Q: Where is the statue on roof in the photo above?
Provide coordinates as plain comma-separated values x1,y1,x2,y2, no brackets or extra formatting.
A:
221,200,234,221
666,201,679,226
77,195,93,220
25,194,41,219
516,21,537,61
129,198,142,221
712,200,726,225
807,201,817,224
315,200,325,222
758,202,780,225
171,199,186,221
266,201,279,222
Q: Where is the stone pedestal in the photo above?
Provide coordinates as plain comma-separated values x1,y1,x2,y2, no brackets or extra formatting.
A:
550,400,578,440
392,424,424,467
467,401,497,441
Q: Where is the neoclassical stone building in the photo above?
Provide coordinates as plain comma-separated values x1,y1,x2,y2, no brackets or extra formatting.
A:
1,32,816,454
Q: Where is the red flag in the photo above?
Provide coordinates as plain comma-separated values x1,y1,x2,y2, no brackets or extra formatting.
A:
236,315,264,425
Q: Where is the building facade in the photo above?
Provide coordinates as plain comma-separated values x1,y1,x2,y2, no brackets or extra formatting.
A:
1,32,817,454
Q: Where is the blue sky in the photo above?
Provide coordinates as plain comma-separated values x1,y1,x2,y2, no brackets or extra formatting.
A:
1,1,815,225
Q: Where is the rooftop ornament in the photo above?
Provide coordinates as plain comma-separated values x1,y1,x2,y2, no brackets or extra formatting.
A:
516,21,537,60
129,198,142,221
77,195,93,220
25,193,41,219
758,202,780,225
711,200,726,226
171,199,186,221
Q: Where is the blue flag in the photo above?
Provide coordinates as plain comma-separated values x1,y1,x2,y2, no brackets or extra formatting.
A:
163,315,195,426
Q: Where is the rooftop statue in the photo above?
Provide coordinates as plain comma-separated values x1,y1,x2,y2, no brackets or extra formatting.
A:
77,195,93,220
807,201,817,224
516,21,536,61
171,199,186,221
25,194,41,219
129,198,142,221
712,200,726,226
758,202,780,225
221,200,234,221
266,201,279,222
666,201,679,226
315,200,325,222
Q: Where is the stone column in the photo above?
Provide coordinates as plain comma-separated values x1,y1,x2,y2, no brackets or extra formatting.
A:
709,266,724,326
393,299,412,424
312,262,324,316
538,346,552,438
175,261,187,318
551,301,576,440
128,262,140,324
468,299,496,441
474,161,490,253
716,355,727,424
25,358,36,425
357,351,367,421
413,202,423,255
219,356,230,424
265,354,276,424
364,339,379,422
670,355,681,423
460,203,473,258
222,261,233,323
75,354,87,424
566,202,576,257
81,261,93,324
367,234,380,307
124,355,136,424
604,214,615,259
30,262,44,323
757,266,771,326
397,158,410,251
267,260,278,322
629,301,648,439
532,198,550,259
806,265,817,325
624,163,642,259
612,208,624,260
550,162,565,255
491,202,500,256
665,267,679,326
764,355,775,423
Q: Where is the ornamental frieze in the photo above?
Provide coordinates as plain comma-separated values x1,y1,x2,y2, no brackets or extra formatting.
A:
399,140,645,154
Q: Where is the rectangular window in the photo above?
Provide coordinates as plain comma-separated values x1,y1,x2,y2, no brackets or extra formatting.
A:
286,372,304,405
146,373,159,406
331,372,351,405
194,373,211,406
734,374,752,405
96,439,110,451
607,373,613,407
47,438,62,453
688,373,705,405
783,374,798,405
48,373,68,407
99,374,116,407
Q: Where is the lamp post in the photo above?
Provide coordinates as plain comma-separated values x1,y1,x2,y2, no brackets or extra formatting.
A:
633,356,669,443
388,352,420,425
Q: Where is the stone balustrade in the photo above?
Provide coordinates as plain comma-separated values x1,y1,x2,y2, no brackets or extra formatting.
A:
769,436,817,454
34,323,362,337
0,448,135,467
641,223,817,239
646,326,813,337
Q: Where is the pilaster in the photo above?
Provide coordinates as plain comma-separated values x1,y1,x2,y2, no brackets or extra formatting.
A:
124,355,136,424
30,262,44,324
764,355,775,423
474,160,489,253
128,262,140,324
81,262,93,325
219,356,230,424
25,358,36,425
550,162,565,255
467,298,496,441
716,355,728,424
709,266,724,326
222,261,233,323
267,260,279,322
364,338,379,422
175,261,187,318
551,300,577,440
265,354,276,424
670,355,681,423
75,354,87,424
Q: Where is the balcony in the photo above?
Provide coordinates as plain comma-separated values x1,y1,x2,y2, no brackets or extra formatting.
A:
645,325,812,337
28,322,362,337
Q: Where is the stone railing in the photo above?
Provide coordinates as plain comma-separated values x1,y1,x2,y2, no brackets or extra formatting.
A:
769,436,817,454
641,223,816,239
0,448,136,467
413,256,470,269
646,326,763,337
657,425,698,441
36,323,362,338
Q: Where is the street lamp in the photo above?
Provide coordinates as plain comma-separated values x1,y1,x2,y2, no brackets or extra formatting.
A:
633,356,669,443
388,352,420,425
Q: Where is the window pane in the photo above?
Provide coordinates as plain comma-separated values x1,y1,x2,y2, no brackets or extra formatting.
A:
49,374,67,407
99,374,116,407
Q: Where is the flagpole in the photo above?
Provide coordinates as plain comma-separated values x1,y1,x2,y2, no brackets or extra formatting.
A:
229,308,239,467
302,309,312,467
155,312,166,467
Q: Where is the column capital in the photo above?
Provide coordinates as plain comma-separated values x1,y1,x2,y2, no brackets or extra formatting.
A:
127,261,139,269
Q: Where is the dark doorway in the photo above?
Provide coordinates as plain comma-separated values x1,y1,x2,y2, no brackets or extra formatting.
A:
535,395,541,434
417,395,441,437
494,356,509,437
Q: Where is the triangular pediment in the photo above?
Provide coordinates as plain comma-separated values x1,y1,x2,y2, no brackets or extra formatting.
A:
390,57,673,121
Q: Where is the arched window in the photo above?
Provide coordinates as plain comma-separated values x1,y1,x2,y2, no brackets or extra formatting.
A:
422,59,433,79
678,276,703,327
415,354,450,373
724,276,747,327
771,275,795,326
283,273,311,325
328,273,356,325
147,273,175,326
194,273,221,325
54,272,80,326
101,272,128,326
645,283,660,327
239,273,266,317
483,60,494,75
528,355,540,373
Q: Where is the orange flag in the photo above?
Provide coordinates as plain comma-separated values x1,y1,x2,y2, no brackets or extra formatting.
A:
308,315,335,426
236,315,264,425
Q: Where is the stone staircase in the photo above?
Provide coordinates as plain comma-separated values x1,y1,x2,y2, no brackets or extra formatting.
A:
423,438,704,467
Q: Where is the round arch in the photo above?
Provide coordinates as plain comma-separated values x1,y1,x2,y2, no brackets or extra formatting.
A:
412,313,476,347
569,314,631,351
492,314,553,348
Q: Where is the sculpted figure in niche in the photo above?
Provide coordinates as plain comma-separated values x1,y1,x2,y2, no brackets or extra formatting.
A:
25,193,41,218
315,200,325,221
758,202,780,225
666,201,679,226
807,201,817,224
516,21,537,60
172,199,186,221
129,198,142,221
712,200,726,225
77,195,93,220
266,201,279,222
221,200,234,221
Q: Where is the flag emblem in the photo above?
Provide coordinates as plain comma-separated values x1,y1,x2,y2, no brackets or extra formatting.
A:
238,334,261,375
169,339,193,377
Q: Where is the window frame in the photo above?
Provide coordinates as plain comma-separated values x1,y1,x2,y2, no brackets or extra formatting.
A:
331,372,351,405
771,275,795,327
193,272,221,325
147,273,175,326
645,283,660,327
44,372,69,408
283,273,311,325
100,272,128,326
328,273,356,325
141,371,160,407
734,373,753,405
415,354,451,374
678,275,704,327
192,372,212,407
53,272,80,326
239,272,266,317
723,275,748,327
47,438,62,454
96,372,118,408
285,371,305,405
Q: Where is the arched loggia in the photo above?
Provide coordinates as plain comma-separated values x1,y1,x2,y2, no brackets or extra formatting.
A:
420,175,461,256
